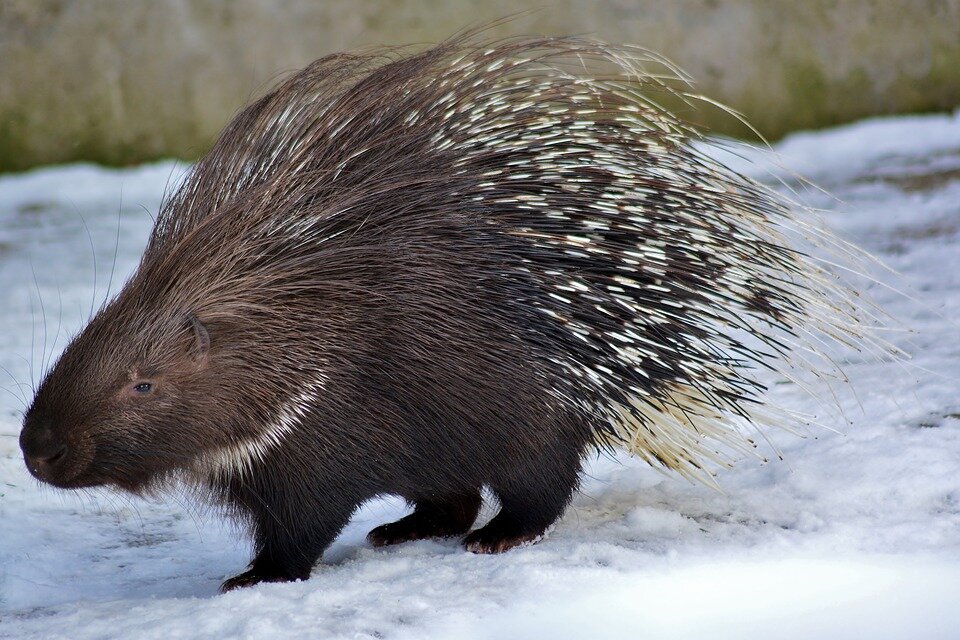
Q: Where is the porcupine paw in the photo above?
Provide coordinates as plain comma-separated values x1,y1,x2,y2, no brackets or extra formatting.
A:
368,493,481,547
219,565,309,592
367,514,444,546
462,515,549,554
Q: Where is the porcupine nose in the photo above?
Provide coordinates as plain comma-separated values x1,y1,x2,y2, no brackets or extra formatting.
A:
19,423,69,481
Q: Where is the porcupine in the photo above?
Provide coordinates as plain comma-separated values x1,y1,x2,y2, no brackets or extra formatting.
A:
19,35,874,591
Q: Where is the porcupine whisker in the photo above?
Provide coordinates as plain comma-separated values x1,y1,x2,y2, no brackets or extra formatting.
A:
29,261,45,392
0,385,27,411
71,206,101,324
43,277,65,382
104,189,123,307
0,363,29,409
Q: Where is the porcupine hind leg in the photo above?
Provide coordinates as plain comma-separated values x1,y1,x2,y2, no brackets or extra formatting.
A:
464,444,582,554
367,490,482,546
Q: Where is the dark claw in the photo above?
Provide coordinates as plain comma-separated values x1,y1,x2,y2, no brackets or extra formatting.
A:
219,567,306,592
462,530,542,554
367,521,422,547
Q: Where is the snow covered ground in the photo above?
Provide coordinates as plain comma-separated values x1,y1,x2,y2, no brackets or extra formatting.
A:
1,112,959,639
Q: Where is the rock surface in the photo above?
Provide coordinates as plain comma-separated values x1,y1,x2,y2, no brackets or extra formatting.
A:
1,0,958,170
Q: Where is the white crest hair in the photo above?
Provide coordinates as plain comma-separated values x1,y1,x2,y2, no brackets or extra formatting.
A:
199,375,327,478
391,38,896,485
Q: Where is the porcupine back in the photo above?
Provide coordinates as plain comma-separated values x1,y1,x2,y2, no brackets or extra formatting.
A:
152,35,873,486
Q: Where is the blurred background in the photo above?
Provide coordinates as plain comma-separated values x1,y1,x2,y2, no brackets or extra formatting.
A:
1,0,959,172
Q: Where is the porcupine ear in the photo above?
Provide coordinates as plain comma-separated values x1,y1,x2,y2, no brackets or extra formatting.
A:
185,312,211,362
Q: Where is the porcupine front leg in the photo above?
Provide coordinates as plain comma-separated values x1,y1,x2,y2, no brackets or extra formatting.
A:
367,489,482,546
220,477,358,591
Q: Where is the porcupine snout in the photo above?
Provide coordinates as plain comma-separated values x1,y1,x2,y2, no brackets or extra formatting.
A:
20,416,69,482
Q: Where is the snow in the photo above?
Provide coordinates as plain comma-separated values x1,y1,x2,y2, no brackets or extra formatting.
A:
2,112,959,639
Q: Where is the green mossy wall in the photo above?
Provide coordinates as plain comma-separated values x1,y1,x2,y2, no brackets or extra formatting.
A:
1,0,958,172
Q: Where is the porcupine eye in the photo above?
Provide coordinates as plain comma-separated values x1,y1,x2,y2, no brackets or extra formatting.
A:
132,382,152,394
